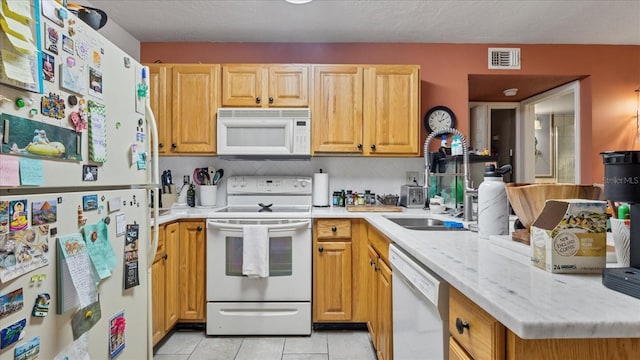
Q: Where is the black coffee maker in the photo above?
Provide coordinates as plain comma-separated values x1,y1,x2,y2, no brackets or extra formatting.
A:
601,151,640,299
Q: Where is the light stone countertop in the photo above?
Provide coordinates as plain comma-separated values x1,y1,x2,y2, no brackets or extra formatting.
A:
152,205,640,340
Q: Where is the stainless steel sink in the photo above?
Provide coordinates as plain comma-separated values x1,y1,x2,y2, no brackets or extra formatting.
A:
384,217,466,231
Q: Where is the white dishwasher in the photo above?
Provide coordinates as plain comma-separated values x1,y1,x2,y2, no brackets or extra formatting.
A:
389,244,448,360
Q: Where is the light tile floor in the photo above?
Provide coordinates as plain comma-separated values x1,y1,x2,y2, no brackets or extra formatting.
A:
153,330,377,360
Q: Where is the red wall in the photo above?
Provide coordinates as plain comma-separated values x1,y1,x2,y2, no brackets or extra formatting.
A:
141,42,640,183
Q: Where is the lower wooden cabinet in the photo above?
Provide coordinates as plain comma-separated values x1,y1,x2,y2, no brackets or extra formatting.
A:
375,257,393,360
151,222,179,346
313,241,352,321
449,286,640,359
178,220,206,322
312,219,393,359
313,219,353,321
366,226,393,360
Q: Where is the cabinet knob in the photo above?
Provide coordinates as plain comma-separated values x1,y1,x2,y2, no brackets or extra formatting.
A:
159,143,164,148
318,247,324,253
370,260,376,266
256,97,261,104
370,144,376,150
197,225,203,231
268,97,274,104
171,143,177,149
455,318,470,334
331,226,337,232
357,144,363,150
163,254,168,260
374,266,380,272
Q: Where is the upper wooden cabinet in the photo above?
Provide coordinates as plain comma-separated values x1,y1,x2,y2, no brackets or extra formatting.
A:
222,64,309,107
311,65,364,153
146,64,220,155
363,65,420,155
147,64,171,154
312,64,420,156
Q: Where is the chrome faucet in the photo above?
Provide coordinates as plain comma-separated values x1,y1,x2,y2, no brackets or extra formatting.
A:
424,128,476,221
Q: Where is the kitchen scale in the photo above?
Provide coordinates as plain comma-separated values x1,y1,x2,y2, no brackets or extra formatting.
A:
601,151,640,299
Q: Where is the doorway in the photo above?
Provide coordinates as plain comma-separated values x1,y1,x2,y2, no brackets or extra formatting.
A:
521,81,580,183
469,103,518,182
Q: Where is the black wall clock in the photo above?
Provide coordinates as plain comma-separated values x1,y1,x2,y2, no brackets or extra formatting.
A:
424,106,456,133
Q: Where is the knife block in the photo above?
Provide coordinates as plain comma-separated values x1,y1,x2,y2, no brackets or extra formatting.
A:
162,186,178,208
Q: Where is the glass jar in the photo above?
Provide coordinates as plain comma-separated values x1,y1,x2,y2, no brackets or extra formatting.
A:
357,193,365,205
346,190,354,206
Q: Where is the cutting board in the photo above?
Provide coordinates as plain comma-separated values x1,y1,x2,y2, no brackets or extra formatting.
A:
346,205,403,212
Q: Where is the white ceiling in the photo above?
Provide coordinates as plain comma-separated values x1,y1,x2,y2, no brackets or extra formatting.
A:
86,0,640,44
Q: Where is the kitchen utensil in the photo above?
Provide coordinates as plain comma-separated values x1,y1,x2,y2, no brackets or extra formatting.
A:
213,169,224,185
166,170,173,193
505,183,602,230
161,171,167,193
377,194,399,206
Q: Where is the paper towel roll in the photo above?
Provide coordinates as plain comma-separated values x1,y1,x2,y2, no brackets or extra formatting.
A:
313,172,330,207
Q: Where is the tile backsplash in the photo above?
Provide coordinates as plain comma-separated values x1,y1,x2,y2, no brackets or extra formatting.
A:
158,156,424,206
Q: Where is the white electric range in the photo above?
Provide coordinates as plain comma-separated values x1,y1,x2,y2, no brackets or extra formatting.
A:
205,176,312,335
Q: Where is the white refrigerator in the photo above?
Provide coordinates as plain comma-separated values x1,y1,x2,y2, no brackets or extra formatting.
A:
0,1,158,359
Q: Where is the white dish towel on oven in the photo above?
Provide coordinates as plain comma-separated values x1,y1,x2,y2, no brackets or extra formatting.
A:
242,225,270,278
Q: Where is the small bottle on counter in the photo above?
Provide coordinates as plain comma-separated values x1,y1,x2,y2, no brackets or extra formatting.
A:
187,183,196,207
346,190,354,206
357,193,365,205
364,190,372,205
332,191,340,207
339,190,345,207
369,192,376,205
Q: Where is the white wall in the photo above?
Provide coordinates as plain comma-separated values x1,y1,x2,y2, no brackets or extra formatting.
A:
158,157,425,207
83,1,141,60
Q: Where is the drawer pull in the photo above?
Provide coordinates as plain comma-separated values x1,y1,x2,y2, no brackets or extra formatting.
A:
370,260,376,266
331,226,337,232
318,247,324,253
455,318,470,334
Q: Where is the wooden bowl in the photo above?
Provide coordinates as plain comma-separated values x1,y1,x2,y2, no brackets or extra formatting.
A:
505,183,602,230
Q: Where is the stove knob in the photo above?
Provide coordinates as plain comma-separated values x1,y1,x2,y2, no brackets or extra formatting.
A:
299,180,307,188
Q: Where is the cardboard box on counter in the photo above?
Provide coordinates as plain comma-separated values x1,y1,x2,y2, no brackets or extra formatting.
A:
530,199,607,273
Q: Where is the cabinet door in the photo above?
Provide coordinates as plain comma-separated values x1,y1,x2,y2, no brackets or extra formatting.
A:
311,65,363,153
151,257,166,346
313,241,353,321
366,245,379,348
178,221,206,321
376,259,393,360
221,65,263,107
450,336,474,360
147,64,171,154
172,65,219,153
268,65,309,107
363,65,420,155
164,222,180,330
151,225,166,346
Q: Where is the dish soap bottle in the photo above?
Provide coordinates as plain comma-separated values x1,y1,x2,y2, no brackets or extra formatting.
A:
187,182,196,207
477,164,512,239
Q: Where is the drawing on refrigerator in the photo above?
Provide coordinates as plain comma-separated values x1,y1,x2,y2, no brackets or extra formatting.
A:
0,1,159,359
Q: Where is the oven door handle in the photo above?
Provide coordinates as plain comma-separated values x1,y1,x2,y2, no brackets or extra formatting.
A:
207,220,311,232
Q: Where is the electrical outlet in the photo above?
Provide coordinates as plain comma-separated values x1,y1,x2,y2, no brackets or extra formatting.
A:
406,171,420,185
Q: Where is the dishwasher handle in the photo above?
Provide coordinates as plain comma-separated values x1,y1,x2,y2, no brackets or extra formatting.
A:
207,219,311,232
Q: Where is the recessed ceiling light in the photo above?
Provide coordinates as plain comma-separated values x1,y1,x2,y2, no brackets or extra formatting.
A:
285,0,313,4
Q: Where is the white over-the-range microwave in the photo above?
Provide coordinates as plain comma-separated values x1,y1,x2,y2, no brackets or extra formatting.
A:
217,108,311,159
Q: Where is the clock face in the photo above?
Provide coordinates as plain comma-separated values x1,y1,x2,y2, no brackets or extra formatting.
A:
425,106,456,132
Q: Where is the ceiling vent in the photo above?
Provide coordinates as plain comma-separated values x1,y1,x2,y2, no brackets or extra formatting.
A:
488,48,521,69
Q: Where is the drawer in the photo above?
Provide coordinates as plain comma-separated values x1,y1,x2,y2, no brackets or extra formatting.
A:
316,219,351,240
449,287,505,360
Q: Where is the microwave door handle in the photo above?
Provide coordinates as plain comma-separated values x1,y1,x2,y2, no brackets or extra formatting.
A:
207,220,310,232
